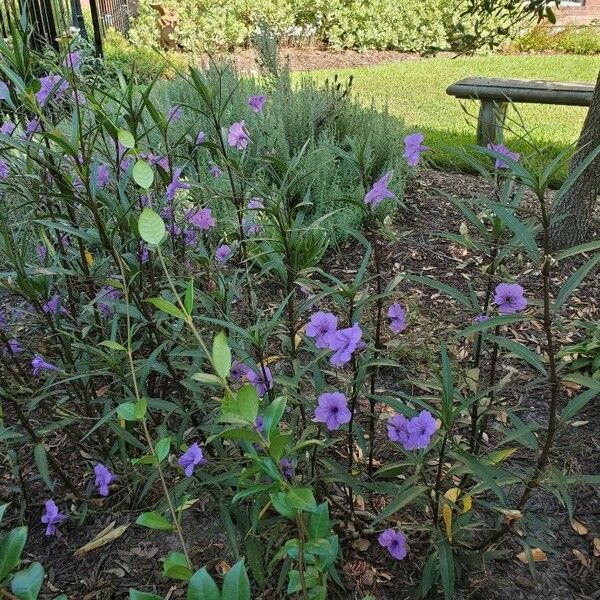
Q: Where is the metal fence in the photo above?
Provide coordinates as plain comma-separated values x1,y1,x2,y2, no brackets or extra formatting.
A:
0,0,131,54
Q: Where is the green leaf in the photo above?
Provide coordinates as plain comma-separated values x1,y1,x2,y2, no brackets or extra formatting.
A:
129,591,164,600
484,201,539,260
184,279,194,315
488,335,547,374
451,451,506,503
455,314,528,338
138,208,166,246
270,492,295,519
132,160,154,189
98,340,127,352
555,253,600,312
135,512,173,531
438,539,455,600
10,562,44,600
221,561,250,600
117,401,138,422
371,484,426,525
557,240,600,261
118,129,135,149
401,274,471,307
0,526,27,580
0,503,8,525
561,388,598,421
286,488,317,513
212,332,231,379
34,444,54,492
191,373,222,386
223,385,259,424
264,396,287,438
162,552,192,581
147,297,185,319
155,438,171,463
307,502,330,539
187,567,220,600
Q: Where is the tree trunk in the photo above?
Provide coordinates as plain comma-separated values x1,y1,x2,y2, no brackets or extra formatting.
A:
549,71,600,251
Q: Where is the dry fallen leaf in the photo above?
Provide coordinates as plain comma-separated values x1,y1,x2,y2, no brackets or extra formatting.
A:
516,548,547,564
74,523,129,556
571,519,589,536
215,560,231,575
352,538,371,552
572,549,591,568
593,538,600,557
501,509,523,526
570,420,589,427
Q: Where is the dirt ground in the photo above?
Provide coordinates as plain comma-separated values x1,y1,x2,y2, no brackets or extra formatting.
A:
2,169,599,599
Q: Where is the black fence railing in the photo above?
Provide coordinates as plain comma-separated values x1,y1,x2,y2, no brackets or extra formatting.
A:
0,0,131,54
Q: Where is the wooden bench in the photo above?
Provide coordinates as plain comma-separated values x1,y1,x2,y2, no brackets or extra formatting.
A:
446,77,595,146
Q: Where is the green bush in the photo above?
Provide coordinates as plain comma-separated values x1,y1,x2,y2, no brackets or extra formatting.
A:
511,23,600,55
128,0,488,53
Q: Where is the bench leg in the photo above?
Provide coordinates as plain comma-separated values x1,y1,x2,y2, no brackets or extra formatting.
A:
476,101,507,147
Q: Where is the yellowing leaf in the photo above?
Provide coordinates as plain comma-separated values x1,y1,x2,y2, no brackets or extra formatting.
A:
442,487,460,542
73,523,129,556
571,519,588,536
486,447,518,465
462,495,472,514
84,249,94,266
516,548,547,564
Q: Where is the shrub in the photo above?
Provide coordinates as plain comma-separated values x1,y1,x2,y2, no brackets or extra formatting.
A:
511,23,600,55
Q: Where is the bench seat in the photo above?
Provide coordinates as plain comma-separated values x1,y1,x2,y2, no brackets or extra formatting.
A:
446,77,594,146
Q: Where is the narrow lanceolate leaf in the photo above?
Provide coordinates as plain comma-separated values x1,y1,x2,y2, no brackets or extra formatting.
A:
554,253,600,312
455,314,528,338
401,274,471,307
438,539,455,600
561,388,599,422
129,591,164,600
0,526,27,580
132,159,154,189
557,240,600,261
488,335,547,374
221,560,251,600
483,201,539,260
212,332,231,379
34,443,54,492
138,208,166,246
135,511,172,531
372,484,427,525
147,297,185,319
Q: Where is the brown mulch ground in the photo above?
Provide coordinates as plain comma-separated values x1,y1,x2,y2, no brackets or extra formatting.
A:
2,169,600,599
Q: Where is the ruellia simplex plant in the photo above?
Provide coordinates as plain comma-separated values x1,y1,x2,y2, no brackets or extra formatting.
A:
1,20,600,600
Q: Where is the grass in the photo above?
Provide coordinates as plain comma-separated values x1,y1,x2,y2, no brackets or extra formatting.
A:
310,54,599,178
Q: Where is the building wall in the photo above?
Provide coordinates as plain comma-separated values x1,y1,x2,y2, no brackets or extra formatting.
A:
558,0,600,25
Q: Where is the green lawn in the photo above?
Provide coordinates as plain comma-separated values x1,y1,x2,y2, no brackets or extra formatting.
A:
311,54,599,177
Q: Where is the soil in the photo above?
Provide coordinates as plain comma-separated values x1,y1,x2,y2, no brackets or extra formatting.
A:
2,169,599,599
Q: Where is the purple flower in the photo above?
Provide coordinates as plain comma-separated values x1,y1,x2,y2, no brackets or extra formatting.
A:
388,303,407,334
36,75,69,105
242,217,262,236
231,361,250,382
166,167,190,202
63,50,82,70
280,458,295,479
41,500,67,536
329,323,363,367
148,154,170,171
4,339,23,355
178,442,206,477
248,94,267,113
26,118,41,137
228,121,250,150
255,415,265,434
406,410,437,449
209,164,223,178
247,197,264,210
387,414,412,448
306,312,338,349
215,244,232,264
43,294,67,317
364,172,395,207
403,132,429,167
0,159,9,180
94,463,116,496
36,244,47,263
314,392,351,431
167,105,182,123
58,234,70,251
494,283,527,314
32,354,59,376
246,365,273,398
0,121,15,136
187,207,216,230
196,131,206,145
487,143,520,169
183,228,198,247
378,528,407,560
96,286,119,318
473,314,489,323
138,241,150,264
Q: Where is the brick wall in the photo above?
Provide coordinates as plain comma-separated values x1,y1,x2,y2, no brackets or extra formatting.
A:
557,0,600,25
